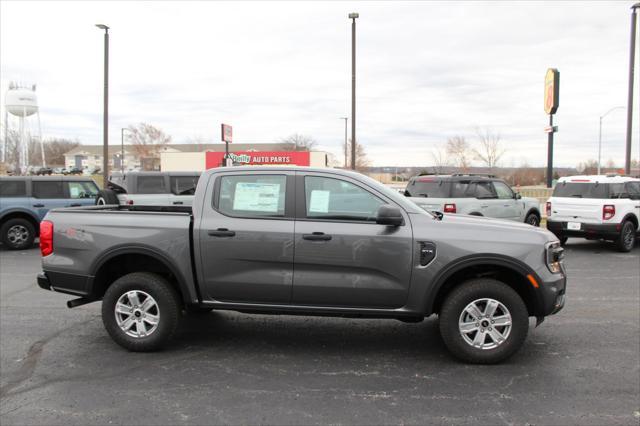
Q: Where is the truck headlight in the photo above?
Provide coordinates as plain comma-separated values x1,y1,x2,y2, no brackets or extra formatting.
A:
545,241,564,274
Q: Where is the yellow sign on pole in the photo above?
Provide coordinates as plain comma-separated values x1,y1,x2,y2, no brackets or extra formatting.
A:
544,68,560,115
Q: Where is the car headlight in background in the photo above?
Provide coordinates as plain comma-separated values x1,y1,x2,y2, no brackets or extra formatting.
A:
545,241,564,273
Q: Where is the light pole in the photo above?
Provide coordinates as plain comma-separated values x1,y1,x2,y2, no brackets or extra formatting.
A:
96,24,109,185
598,106,625,175
340,117,348,168
625,4,640,174
349,12,358,170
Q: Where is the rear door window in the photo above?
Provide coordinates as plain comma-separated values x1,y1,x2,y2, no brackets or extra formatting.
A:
170,176,200,195
0,180,27,197
136,176,167,194
405,178,449,197
471,182,497,199
32,181,64,199
450,181,471,198
217,174,287,217
553,182,609,198
626,182,640,197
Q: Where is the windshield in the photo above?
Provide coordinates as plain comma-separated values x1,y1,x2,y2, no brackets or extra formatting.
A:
553,182,609,198
405,179,449,197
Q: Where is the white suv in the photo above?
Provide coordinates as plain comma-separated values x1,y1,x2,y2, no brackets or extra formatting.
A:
546,175,640,252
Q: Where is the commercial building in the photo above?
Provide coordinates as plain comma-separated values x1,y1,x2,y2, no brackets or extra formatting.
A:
63,143,329,172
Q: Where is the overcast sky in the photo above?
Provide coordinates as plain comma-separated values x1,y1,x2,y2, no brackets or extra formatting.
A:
1,0,638,168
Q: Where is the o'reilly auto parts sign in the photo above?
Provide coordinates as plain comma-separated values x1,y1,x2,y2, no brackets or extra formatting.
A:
206,151,311,168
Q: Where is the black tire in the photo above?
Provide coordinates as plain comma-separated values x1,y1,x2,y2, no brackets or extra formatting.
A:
95,189,119,205
525,212,540,227
439,278,529,364
616,220,636,253
0,218,36,250
102,272,181,352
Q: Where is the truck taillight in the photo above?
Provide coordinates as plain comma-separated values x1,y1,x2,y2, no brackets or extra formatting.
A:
603,204,615,220
546,202,551,217
444,203,456,213
40,220,53,257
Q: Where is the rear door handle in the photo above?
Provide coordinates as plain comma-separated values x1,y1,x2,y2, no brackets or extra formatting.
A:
302,232,332,241
208,228,236,237
33,204,45,208
69,203,81,207
173,201,184,205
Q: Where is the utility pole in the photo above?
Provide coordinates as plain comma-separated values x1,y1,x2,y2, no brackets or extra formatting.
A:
625,4,639,174
349,13,359,170
340,117,348,167
96,24,110,185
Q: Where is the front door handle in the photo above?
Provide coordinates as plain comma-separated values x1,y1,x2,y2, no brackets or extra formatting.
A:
208,228,236,237
302,232,332,241
33,203,45,208
173,201,184,205
481,205,489,208
69,203,82,207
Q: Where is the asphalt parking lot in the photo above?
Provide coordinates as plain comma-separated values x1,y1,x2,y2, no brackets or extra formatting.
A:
0,240,638,425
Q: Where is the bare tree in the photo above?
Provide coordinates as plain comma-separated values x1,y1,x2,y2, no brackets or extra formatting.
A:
446,136,472,172
576,159,598,175
430,147,450,174
343,139,370,171
127,123,172,160
473,128,505,171
279,133,317,151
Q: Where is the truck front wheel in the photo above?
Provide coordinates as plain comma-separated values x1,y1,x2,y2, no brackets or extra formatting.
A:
439,278,529,364
102,272,181,352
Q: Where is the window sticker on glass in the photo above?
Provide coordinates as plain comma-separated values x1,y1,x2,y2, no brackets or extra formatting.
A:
308,190,330,213
233,182,281,212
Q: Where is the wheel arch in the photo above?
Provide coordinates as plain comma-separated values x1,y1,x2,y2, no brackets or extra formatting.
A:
621,213,638,230
89,246,194,306
0,209,40,235
525,208,541,219
426,255,541,317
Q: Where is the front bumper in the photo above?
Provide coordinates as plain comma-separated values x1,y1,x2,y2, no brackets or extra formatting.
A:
547,220,621,240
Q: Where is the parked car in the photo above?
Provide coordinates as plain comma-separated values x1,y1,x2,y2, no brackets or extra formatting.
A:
0,176,99,250
38,167,566,363
96,171,201,206
52,167,67,175
404,174,542,226
546,175,640,252
66,167,83,175
35,167,53,176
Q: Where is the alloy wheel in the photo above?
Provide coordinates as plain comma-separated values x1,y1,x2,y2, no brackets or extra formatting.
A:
114,290,160,338
458,298,512,350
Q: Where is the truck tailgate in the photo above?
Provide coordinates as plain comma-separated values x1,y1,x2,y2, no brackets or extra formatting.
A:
550,198,602,223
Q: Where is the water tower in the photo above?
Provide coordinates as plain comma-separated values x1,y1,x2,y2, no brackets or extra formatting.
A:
3,82,44,174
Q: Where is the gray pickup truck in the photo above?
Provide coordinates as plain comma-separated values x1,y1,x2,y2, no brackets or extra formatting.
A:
37,167,566,363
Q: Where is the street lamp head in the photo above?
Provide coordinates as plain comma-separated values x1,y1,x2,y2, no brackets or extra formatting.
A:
632,3,640,9
95,24,109,31
348,13,359,19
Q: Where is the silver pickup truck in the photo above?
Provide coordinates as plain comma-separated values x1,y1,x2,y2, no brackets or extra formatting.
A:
96,171,200,206
405,174,542,226
37,167,566,364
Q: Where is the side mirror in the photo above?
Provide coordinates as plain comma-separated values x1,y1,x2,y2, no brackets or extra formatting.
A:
514,193,522,200
376,205,404,226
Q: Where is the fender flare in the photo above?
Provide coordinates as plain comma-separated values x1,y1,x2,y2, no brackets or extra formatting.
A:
89,244,197,304
621,213,639,230
525,208,541,219
0,208,41,227
424,254,542,316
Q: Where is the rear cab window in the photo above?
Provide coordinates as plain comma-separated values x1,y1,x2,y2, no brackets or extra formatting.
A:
0,180,27,197
216,174,287,217
136,176,167,194
170,175,200,195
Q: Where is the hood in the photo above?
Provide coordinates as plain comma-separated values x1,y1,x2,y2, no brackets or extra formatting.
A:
428,212,558,243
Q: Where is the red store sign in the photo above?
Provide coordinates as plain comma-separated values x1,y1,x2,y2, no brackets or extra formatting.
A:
205,151,310,168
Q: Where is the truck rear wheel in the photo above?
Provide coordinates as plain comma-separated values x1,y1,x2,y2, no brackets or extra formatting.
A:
1,218,36,250
616,220,636,252
102,272,181,352
439,278,529,364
